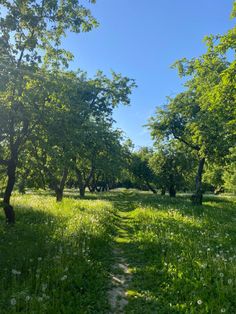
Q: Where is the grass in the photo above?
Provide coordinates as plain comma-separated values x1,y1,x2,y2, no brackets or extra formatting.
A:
0,190,236,313
114,192,236,314
0,194,117,313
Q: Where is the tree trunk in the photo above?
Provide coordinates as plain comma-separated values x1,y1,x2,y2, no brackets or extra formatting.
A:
79,186,85,197
88,185,95,193
191,157,205,205
169,184,176,197
56,168,68,202
3,159,17,224
146,181,157,194
56,188,63,202
161,187,166,195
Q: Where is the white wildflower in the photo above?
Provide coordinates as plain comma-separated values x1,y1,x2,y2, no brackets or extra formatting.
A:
61,275,67,281
10,298,16,306
12,269,21,275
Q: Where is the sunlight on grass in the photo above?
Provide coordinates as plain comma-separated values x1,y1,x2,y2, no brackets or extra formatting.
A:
0,194,116,313
122,195,236,313
0,192,235,313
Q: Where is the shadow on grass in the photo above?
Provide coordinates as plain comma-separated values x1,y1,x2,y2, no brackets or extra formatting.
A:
108,193,236,313
0,204,114,313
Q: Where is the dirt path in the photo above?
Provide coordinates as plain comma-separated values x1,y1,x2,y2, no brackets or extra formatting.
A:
108,212,133,313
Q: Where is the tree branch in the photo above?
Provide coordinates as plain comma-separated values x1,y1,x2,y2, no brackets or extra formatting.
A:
173,134,200,151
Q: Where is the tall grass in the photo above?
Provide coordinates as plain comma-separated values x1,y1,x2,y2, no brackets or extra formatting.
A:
120,194,236,313
0,194,116,313
0,192,235,313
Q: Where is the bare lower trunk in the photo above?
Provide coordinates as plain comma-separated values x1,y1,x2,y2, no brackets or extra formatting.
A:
55,168,68,202
79,186,85,197
169,184,176,197
146,181,157,194
191,158,205,205
3,159,17,224
161,187,166,195
56,188,63,202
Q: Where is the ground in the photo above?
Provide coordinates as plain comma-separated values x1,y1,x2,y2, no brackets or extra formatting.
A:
0,190,235,313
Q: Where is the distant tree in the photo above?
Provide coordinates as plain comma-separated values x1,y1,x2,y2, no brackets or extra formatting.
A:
149,143,196,197
203,164,225,194
130,147,158,193
223,147,236,194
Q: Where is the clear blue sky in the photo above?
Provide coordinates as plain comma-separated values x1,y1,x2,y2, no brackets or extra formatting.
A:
64,0,235,148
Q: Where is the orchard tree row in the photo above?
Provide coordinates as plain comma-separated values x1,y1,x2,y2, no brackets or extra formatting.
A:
0,0,135,223
0,1,235,224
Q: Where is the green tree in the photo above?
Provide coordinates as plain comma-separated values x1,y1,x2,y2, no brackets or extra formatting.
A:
203,164,225,194
130,147,158,193
149,17,235,205
149,143,196,197
0,0,98,222
223,147,236,194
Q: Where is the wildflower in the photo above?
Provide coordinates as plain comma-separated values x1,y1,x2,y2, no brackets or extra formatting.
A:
12,269,21,275
197,300,202,305
38,257,42,261
220,273,224,278
228,279,232,284
61,275,67,281
25,296,30,302
221,309,226,313
10,298,16,305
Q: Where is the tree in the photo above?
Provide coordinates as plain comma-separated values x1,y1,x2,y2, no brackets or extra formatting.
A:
0,0,98,223
130,147,158,193
203,164,224,194
223,147,236,194
149,143,196,197
149,25,235,205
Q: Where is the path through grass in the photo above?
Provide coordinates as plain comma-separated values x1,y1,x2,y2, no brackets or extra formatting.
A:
112,192,236,313
0,191,236,313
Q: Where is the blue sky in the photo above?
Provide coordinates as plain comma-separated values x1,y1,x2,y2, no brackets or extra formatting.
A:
65,0,235,148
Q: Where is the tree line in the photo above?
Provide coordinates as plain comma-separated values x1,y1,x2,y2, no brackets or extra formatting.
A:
0,1,235,224
0,0,136,223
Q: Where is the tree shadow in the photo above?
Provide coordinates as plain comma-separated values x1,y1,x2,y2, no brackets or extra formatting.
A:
110,193,236,313
0,203,114,313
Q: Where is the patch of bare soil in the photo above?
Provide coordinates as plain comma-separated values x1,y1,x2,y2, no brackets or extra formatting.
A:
108,248,132,313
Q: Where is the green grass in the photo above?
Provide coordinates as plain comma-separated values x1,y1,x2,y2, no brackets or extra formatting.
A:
115,193,236,314
0,191,236,313
0,194,117,313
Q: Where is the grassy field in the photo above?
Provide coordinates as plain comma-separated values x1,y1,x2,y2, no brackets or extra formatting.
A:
0,191,236,313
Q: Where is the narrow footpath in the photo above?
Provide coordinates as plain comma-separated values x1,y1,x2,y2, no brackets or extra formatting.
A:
108,209,134,314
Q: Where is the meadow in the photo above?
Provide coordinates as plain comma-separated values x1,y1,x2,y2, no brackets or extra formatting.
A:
0,191,235,313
